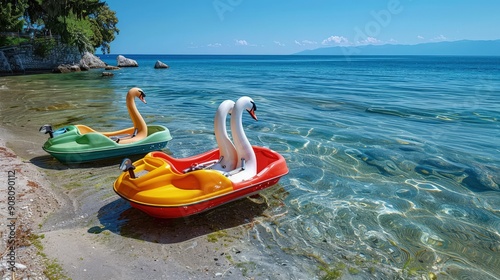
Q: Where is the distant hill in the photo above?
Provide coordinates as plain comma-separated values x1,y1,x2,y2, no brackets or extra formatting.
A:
295,40,500,56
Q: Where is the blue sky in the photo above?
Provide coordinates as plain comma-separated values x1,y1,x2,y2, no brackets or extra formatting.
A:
103,0,500,55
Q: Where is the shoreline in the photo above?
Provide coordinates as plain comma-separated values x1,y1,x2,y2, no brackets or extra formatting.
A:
0,124,297,279
0,70,54,77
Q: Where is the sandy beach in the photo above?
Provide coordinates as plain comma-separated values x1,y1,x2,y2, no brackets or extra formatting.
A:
0,123,297,280
0,126,60,279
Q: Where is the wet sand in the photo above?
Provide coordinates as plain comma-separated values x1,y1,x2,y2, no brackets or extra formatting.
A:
0,123,297,279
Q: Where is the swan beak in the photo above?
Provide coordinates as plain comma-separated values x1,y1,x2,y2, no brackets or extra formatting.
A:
139,92,147,104
247,101,258,121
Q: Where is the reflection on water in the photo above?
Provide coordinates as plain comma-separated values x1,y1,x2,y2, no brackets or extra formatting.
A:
1,56,499,279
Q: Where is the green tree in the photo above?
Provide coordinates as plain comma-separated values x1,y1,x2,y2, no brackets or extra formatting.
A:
1,0,119,54
64,12,94,53
0,0,29,46
0,0,27,32
89,4,119,54
69,0,104,19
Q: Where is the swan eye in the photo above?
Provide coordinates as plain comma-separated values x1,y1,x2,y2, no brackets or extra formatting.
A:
139,90,146,98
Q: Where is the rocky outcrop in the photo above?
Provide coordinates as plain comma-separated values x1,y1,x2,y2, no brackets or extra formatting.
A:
0,42,81,75
105,66,120,70
0,50,25,73
52,52,107,73
80,52,107,68
9,54,25,73
79,61,90,71
0,51,12,73
117,55,138,67
154,60,169,69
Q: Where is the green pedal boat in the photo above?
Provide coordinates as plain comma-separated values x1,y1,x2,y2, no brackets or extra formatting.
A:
40,87,172,164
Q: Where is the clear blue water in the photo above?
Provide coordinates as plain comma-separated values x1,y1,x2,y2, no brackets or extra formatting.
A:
1,55,499,279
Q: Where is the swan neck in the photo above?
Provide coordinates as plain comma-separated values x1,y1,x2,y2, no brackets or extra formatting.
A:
127,93,146,129
231,107,249,150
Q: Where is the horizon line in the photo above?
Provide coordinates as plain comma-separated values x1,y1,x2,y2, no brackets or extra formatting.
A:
101,39,500,57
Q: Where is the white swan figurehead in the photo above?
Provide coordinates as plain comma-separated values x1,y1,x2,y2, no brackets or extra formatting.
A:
211,100,237,172
228,96,258,183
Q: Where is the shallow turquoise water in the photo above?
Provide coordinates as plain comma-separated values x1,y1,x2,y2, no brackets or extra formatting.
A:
1,55,499,278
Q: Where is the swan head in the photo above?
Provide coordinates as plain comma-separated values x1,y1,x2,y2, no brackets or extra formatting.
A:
246,99,258,121
235,96,257,121
129,87,147,104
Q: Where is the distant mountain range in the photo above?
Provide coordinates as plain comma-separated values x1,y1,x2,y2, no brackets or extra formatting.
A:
295,40,500,56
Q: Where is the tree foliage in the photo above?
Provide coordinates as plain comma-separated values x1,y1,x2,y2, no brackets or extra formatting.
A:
89,4,119,54
0,0,28,32
0,0,119,54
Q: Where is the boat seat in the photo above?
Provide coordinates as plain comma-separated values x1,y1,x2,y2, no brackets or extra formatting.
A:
110,128,138,143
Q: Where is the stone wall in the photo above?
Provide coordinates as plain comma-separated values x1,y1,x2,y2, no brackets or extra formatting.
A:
0,42,81,74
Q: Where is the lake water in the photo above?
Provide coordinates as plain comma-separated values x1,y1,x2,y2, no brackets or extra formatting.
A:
1,55,499,279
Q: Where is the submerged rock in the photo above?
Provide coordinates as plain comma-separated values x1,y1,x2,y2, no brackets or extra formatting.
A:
102,72,114,77
117,55,138,67
154,60,169,69
53,64,81,73
105,66,120,70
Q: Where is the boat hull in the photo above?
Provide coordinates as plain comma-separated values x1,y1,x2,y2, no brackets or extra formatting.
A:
126,176,281,218
113,146,288,218
42,125,172,163
45,141,169,163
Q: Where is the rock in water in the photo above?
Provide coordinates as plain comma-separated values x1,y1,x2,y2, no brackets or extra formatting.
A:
154,60,169,69
117,55,139,67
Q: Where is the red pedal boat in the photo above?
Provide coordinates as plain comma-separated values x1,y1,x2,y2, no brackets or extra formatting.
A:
113,97,289,218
